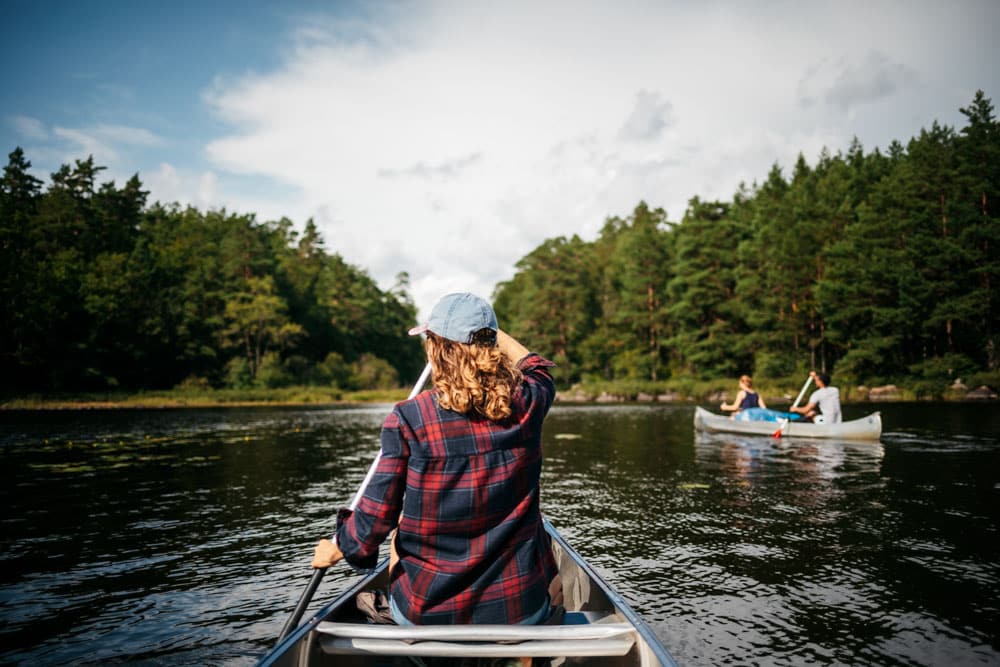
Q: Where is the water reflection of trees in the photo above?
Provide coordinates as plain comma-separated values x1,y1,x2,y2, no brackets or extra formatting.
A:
695,433,884,488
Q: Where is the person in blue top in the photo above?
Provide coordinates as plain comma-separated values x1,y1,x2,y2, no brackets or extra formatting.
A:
720,374,767,415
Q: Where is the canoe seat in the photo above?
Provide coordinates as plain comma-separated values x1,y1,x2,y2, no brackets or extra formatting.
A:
316,611,637,657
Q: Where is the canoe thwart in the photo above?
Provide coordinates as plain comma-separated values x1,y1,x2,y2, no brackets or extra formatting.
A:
319,636,636,658
317,614,632,641
316,611,637,657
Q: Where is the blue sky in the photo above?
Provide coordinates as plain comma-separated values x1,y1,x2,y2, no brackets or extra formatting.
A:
3,0,999,318
3,1,333,206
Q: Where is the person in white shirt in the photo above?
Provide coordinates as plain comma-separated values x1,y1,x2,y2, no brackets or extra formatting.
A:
790,371,842,423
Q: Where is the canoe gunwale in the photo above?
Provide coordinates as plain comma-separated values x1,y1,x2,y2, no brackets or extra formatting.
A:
259,562,385,667
543,518,677,666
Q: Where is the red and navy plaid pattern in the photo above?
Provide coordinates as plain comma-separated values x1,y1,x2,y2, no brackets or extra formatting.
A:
336,353,558,624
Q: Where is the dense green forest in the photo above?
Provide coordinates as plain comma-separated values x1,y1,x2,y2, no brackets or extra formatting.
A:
494,91,999,397
2,91,998,399
0,152,425,394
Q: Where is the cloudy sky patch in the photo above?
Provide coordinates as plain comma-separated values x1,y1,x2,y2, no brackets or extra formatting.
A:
2,0,998,318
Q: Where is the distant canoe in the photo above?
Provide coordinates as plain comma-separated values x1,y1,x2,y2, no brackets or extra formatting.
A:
693,406,882,441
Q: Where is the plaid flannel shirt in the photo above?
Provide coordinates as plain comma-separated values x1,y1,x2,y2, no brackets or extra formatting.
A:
336,353,557,624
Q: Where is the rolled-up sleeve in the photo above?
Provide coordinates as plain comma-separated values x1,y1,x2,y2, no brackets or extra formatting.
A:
517,353,557,415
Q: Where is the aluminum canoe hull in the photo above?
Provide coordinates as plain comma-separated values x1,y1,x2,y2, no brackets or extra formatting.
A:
259,519,678,667
693,406,882,441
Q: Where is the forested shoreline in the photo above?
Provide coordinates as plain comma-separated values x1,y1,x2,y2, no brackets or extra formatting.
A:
0,154,426,396
2,91,998,404
494,91,999,400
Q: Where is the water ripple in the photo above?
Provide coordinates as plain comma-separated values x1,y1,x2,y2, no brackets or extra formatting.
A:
2,403,998,665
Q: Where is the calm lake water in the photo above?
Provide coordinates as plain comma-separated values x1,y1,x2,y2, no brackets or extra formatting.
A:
1,402,998,666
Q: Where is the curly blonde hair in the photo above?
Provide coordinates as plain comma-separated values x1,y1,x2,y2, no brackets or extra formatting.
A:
425,330,522,421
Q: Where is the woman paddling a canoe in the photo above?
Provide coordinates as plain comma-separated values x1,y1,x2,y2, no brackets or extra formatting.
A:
720,374,767,417
311,292,561,628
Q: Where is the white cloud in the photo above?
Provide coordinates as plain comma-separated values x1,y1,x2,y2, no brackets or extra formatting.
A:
378,152,484,180
53,127,118,163
197,171,220,208
144,162,279,218
619,90,675,142
199,1,1000,318
53,124,164,165
798,50,918,113
10,115,48,140
143,163,189,207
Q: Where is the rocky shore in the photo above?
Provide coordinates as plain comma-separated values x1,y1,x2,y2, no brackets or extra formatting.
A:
556,383,999,404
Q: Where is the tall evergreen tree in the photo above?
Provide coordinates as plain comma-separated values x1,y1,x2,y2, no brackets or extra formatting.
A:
956,91,1000,370
665,197,748,377
494,235,599,383
0,148,44,388
601,202,672,381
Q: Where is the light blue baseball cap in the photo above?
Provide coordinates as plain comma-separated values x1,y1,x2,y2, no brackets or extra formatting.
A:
408,292,498,344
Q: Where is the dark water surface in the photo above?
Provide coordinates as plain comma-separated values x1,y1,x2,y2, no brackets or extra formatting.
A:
1,403,998,665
